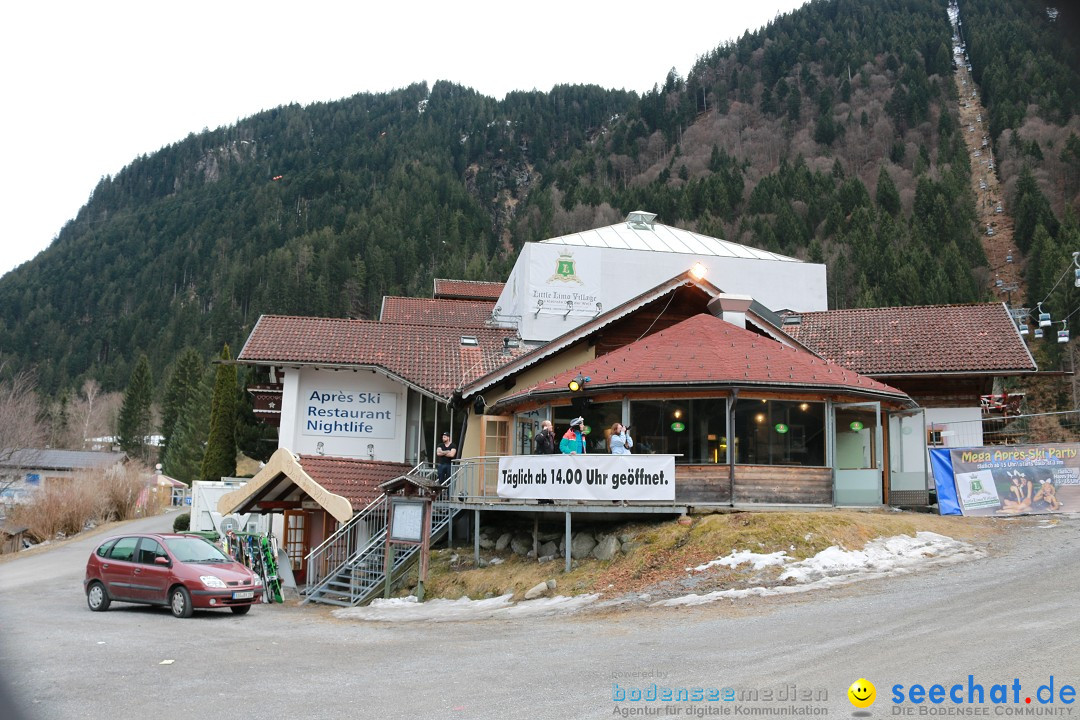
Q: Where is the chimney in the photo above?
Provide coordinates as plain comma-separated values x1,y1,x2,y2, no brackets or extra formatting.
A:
707,294,754,329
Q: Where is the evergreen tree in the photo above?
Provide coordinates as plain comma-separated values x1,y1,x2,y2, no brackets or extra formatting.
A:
117,353,154,463
875,165,901,216
199,344,237,481
160,348,206,463
162,374,213,485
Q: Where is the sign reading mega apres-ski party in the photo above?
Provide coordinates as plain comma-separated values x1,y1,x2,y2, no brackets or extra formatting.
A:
497,455,676,501
937,443,1080,516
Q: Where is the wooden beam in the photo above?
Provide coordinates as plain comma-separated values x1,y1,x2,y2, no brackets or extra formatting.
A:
256,500,302,510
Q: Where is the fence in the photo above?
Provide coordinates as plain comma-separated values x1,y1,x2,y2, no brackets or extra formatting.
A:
931,409,1080,448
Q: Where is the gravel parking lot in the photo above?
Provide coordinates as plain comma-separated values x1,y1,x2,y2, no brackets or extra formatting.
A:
2,511,1079,720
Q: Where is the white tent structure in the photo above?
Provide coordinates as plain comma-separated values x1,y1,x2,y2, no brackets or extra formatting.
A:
492,211,827,343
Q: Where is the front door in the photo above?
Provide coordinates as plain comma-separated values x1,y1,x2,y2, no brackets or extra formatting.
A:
887,408,929,506
515,415,541,455
833,402,883,505
99,536,139,601
131,537,171,603
284,510,308,584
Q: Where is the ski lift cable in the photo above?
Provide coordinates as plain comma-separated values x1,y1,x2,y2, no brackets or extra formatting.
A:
1034,258,1075,308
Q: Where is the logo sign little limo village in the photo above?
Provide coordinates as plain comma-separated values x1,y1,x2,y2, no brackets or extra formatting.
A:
497,455,676,501
934,443,1080,516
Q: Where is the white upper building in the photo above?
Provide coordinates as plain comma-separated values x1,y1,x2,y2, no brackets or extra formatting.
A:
492,211,827,343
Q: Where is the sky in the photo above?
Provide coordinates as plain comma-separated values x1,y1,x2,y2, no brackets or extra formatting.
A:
0,0,807,279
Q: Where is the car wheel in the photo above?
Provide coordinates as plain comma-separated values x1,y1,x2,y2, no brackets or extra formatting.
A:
87,581,111,612
170,586,194,618
230,604,251,616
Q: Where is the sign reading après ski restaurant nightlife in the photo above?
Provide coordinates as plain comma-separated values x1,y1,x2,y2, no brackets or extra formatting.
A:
302,388,397,439
497,455,676,501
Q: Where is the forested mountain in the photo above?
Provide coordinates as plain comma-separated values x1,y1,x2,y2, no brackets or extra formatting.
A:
1,0,1078,401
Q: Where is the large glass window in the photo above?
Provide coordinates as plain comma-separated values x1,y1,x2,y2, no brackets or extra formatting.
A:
628,399,727,463
732,399,826,466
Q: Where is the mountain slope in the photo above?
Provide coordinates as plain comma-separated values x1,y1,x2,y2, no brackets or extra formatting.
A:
1,0,1077,397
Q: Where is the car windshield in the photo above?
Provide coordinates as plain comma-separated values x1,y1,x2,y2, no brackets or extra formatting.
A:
162,536,231,564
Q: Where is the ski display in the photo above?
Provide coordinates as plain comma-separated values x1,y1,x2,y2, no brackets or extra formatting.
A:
222,532,283,603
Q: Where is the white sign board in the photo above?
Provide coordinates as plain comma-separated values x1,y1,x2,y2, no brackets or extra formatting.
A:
497,455,676,501
389,500,425,542
301,388,397,439
954,469,1003,512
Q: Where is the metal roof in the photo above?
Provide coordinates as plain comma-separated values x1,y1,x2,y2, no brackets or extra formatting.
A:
541,211,799,262
0,449,126,471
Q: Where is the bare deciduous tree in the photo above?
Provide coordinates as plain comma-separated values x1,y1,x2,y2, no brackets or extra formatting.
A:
80,379,101,449
0,367,47,497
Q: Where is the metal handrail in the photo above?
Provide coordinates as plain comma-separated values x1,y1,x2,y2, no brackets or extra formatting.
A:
303,460,432,577
348,499,455,606
306,496,455,606
304,493,385,565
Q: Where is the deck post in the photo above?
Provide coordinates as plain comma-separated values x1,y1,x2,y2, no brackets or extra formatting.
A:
474,509,480,566
564,510,572,573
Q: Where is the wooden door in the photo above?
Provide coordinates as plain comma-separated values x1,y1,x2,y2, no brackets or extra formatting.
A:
284,510,308,584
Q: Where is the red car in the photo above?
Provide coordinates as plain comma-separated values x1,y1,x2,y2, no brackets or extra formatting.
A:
84,532,262,618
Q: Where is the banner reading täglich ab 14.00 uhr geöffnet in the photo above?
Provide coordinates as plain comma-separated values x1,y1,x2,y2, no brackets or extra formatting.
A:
497,455,676,501
943,443,1080,516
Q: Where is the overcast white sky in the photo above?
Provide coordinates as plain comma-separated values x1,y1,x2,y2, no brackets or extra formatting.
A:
0,0,806,279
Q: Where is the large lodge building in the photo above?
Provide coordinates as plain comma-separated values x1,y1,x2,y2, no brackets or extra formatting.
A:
219,212,1036,600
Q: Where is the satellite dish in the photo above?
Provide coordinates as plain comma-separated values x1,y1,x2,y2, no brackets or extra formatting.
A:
219,516,239,534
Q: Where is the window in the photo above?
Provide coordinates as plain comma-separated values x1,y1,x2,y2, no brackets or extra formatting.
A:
732,400,826,466
96,539,117,558
555,401,621,453
136,538,167,564
480,415,510,456
628,398,727,464
107,537,139,561
162,536,230,563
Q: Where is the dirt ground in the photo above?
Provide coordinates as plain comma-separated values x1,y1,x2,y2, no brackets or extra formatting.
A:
420,509,1010,604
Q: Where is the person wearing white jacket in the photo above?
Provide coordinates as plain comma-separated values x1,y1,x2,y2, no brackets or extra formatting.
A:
608,422,633,454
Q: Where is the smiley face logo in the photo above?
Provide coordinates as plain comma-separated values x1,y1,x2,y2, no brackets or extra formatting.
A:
848,678,876,708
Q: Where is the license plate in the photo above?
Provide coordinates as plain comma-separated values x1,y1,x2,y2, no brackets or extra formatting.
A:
232,590,254,600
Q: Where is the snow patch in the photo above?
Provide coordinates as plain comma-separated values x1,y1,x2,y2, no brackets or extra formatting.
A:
654,532,983,608
333,593,601,622
689,550,787,573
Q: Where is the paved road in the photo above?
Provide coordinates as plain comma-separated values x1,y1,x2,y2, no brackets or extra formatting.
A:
2,513,1078,720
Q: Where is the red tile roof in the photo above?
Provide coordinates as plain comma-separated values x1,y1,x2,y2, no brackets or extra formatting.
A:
380,297,495,327
496,313,909,407
298,456,411,508
239,315,525,398
461,273,725,399
781,303,1037,376
433,279,505,300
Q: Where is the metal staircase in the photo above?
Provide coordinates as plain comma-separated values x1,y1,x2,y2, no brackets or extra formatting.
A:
302,467,455,607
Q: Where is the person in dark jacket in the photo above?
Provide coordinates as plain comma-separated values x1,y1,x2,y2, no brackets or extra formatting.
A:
534,420,557,454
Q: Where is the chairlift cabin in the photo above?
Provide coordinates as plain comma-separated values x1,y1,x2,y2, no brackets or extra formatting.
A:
1019,323,1029,336
1039,312,1052,327
1059,329,1070,344
1074,267,1080,287
1034,327,1044,339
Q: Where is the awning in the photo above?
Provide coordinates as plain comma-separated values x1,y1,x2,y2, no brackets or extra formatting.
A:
217,448,354,523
